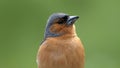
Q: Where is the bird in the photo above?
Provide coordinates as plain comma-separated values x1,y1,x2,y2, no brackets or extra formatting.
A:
37,13,85,68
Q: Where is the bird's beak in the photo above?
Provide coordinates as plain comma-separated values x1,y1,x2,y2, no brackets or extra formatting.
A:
67,16,79,25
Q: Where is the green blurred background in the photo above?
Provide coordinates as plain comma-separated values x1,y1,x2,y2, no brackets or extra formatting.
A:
0,0,120,68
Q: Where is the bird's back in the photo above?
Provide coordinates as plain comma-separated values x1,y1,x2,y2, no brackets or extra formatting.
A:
37,36,84,68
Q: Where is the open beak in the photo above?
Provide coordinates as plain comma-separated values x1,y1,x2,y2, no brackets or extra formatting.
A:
67,16,79,25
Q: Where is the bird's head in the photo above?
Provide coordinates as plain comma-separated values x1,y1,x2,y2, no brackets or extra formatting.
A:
44,13,79,38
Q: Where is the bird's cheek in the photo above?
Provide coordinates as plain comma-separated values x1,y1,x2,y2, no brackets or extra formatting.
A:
50,24,62,33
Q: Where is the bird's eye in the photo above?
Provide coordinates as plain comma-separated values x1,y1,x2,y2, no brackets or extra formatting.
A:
57,15,68,24
62,15,68,20
58,19,64,24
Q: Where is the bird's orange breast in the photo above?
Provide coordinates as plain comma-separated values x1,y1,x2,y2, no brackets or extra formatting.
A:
37,36,84,68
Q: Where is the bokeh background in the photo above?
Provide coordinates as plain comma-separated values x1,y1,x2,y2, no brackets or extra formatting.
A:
0,0,120,68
